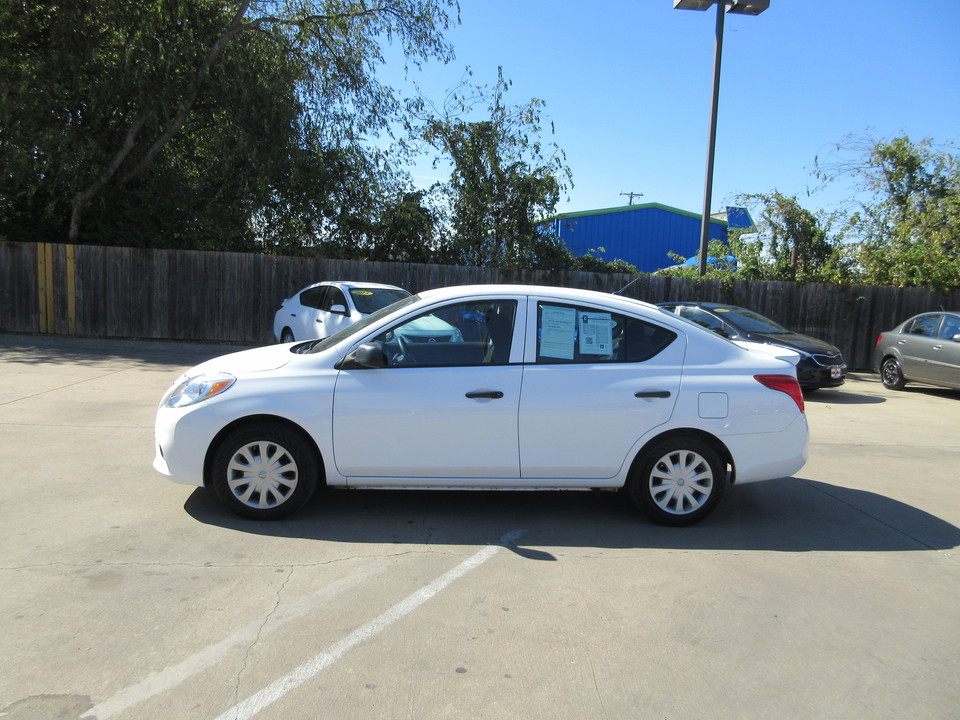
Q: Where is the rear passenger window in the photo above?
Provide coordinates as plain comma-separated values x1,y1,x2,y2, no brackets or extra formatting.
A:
535,303,676,364
300,287,326,309
907,315,941,337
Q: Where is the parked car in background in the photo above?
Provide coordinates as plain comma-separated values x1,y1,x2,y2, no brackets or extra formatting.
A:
273,281,410,343
657,302,846,391
872,311,960,391
155,285,809,527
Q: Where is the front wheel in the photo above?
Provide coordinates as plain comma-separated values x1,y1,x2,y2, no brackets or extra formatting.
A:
210,423,318,519
880,357,906,390
280,328,295,344
627,437,726,526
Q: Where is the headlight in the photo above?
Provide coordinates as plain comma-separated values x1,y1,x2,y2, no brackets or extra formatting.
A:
164,373,236,408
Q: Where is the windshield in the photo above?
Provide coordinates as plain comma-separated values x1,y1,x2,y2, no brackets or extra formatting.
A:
307,294,421,353
350,287,410,314
718,307,789,334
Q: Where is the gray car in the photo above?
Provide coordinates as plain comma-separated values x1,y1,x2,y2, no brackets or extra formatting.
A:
873,311,960,391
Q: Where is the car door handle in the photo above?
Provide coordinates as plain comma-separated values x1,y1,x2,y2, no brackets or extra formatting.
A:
634,391,671,399
465,391,504,399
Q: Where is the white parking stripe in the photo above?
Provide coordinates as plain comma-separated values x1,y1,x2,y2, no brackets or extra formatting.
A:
85,557,394,720
213,530,526,720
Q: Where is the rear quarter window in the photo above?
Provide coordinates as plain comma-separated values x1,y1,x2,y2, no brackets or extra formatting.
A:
536,303,676,364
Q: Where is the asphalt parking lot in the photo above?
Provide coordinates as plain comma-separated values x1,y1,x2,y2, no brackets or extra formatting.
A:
1,333,958,720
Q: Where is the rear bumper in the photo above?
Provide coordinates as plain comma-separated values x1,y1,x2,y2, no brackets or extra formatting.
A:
727,413,809,484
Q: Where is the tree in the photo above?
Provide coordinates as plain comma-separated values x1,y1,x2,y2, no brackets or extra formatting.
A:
815,134,960,292
738,191,848,283
419,69,573,269
0,0,457,246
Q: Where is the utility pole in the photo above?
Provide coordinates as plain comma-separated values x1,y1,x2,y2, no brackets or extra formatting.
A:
620,191,644,205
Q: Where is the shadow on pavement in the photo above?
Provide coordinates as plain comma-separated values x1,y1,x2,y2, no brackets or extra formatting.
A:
184,476,960,555
0,333,252,368
804,388,886,405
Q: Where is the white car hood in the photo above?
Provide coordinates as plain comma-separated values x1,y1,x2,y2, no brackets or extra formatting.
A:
733,340,801,366
185,343,295,377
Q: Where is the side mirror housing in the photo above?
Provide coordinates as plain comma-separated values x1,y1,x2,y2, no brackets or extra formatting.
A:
337,342,386,370
329,304,348,315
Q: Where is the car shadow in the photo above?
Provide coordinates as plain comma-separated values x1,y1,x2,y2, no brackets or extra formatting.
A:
184,477,960,556
901,385,960,400
804,388,886,405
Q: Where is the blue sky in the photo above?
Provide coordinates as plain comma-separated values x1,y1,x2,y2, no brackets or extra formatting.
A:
389,0,960,219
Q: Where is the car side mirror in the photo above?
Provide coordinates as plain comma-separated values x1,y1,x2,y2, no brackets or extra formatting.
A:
337,342,386,370
951,334,960,343
329,304,348,315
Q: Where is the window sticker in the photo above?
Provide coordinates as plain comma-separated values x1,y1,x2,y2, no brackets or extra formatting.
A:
578,312,613,355
540,306,576,359
351,290,374,296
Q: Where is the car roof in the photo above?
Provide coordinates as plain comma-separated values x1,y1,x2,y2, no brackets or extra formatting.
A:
417,284,661,312
658,301,746,312
302,281,407,292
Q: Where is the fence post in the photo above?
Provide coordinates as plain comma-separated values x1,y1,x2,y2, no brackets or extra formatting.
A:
37,242,55,334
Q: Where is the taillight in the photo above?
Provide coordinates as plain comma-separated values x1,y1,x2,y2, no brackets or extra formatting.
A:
875,334,883,346
754,374,804,413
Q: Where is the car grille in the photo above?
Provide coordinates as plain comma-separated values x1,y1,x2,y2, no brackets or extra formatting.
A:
811,352,844,366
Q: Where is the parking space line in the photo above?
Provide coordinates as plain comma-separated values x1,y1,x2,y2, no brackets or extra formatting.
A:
85,557,394,720
213,529,526,720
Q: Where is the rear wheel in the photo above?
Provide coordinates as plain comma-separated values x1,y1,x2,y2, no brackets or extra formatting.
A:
211,423,318,519
628,436,726,526
880,357,906,390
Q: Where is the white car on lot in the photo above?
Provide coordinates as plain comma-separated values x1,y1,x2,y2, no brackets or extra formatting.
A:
156,285,808,526
273,281,410,343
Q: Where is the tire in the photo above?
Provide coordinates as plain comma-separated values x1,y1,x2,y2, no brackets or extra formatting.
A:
880,357,906,390
210,423,318,520
280,328,295,344
627,436,726,526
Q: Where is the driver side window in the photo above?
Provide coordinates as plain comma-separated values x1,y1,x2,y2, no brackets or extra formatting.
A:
371,300,517,367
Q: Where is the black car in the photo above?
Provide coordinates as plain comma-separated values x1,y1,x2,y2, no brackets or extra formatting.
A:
658,302,846,391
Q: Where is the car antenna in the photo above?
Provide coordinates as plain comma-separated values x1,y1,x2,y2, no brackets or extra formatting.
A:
612,275,643,296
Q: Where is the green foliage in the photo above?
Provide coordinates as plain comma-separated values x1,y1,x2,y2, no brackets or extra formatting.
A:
419,69,573,269
734,191,852,284
0,0,457,248
658,239,739,280
815,134,960,292
571,248,638,274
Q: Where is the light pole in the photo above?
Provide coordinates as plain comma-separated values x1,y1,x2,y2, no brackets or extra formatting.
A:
673,0,769,276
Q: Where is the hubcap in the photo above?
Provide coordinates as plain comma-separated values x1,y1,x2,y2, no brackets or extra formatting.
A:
227,440,298,509
882,360,899,385
649,449,714,515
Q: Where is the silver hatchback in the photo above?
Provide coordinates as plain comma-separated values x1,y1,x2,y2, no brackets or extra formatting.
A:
873,311,960,391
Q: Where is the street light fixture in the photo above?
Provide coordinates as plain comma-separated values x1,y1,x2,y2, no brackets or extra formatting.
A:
673,0,769,276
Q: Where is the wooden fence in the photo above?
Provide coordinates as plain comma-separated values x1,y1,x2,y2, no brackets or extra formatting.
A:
3,240,959,370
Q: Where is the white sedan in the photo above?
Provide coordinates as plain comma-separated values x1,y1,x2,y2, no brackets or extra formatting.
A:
272,281,410,343
155,285,808,526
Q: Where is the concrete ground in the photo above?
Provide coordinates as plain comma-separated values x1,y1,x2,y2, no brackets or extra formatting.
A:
0,333,957,720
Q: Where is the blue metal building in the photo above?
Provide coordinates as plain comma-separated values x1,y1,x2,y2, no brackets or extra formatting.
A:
545,202,752,273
